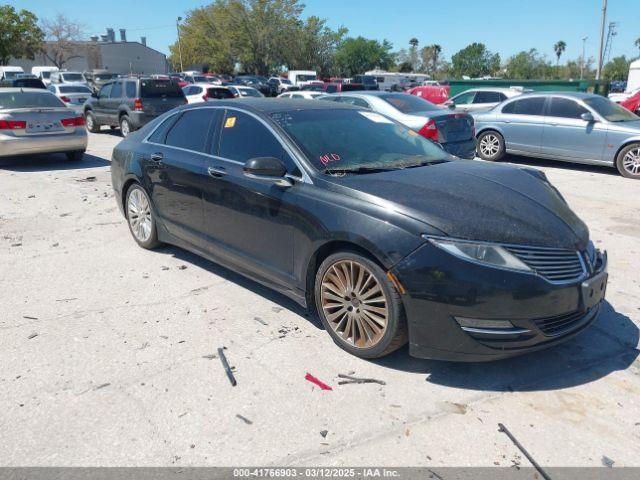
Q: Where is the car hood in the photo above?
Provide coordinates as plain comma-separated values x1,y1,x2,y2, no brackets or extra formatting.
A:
328,160,589,250
606,120,640,133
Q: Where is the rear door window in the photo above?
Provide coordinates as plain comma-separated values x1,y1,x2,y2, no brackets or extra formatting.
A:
338,97,369,108
502,97,546,115
110,82,122,98
164,109,221,153
125,82,137,98
548,97,588,119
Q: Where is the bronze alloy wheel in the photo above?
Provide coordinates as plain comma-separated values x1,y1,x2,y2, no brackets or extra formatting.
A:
320,260,389,349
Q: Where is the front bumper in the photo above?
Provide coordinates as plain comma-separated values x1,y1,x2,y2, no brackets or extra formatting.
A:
391,241,607,362
0,129,87,157
442,137,477,159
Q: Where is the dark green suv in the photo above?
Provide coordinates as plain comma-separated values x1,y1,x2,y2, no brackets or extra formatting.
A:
83,77,186,137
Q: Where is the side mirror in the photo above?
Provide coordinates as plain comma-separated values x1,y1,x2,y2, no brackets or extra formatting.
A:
444,100,455,109
243,157,292,187
581,112,595,122
91,92,98,98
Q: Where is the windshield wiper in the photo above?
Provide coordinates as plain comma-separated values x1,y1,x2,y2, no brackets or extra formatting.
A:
323,166,397,175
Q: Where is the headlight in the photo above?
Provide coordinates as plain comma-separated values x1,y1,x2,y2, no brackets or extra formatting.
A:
423,236,532,272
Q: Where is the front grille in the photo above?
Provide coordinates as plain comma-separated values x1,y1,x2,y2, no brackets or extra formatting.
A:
534,309,590,336
504,245,586,283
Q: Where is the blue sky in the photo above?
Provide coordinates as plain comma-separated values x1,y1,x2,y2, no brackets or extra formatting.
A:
10,0,640,62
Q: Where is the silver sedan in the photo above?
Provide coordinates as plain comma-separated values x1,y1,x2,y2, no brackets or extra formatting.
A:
46,83,93,113
0,88,87,161
473,92,640,179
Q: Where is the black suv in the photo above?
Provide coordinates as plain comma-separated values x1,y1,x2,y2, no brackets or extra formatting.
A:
83,77,186,137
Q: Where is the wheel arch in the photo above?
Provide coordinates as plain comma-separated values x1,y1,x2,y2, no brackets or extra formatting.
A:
613,139,640,163
304,240,387,308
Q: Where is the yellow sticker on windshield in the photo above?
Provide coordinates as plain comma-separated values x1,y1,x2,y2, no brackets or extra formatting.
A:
224,117,237,128
407,130,418,137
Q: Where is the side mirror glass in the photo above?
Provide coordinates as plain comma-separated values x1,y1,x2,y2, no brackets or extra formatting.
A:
581,112,595,122
243,157,292,187
444,100,455,109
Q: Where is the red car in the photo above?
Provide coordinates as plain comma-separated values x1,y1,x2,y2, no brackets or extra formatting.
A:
620,91,640,115
406,84,450,105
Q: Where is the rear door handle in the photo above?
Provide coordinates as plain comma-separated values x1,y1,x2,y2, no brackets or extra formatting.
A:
208,166,227,177
150,153,163,162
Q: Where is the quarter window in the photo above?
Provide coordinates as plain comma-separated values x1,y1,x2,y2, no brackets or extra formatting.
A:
548,98,588,119
502,97,546,115
164,109,220,153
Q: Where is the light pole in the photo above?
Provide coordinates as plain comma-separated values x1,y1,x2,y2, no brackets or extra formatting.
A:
596,0,607,80
176,16,184,72
581,36,588,80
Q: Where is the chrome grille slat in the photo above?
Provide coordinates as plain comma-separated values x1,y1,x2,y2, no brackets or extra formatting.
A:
504,245,586,284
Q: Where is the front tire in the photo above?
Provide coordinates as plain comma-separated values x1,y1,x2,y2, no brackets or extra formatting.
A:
314,252,407,359
119,115,132,137
125,184,160,249
616,143,640,179
477,130,505,161
85,111,100,133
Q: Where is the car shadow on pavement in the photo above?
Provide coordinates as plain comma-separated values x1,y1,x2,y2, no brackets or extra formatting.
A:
0,153,110,171
160,246,319,328
373,301,639,392
502,154,619,177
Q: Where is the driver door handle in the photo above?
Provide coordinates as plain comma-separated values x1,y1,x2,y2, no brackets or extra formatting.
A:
150,153,163,162
208,166,227,177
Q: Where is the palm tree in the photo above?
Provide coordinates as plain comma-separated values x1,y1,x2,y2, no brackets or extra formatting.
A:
409,38,419,49
554,40,567,66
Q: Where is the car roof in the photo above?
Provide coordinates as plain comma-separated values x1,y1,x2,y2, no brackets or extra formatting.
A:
189,82,229,88
0,88,52,93
516,91,598,100
178,98,357,114
456,87,524,94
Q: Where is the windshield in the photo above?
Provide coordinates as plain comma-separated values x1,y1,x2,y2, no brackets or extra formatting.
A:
59,85,92,94
3,71,22,80
41,71,52,79
192,75,208,83
360,76,376,84
584,96,639,122
281,79,292,85
62,73,84,82
0,91,65,109
379,93,440,113
271,108,449,174
297,74,317,82
140,80,184,98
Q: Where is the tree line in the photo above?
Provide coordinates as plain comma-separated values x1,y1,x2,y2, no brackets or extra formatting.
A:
1,1,639,82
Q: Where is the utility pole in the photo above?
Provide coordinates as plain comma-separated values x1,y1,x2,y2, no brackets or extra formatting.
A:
176,16,184,72
596,0,607,80
581,36,588,80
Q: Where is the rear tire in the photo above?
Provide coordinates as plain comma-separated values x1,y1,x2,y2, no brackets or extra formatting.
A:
119,115,132,138
125,183,161,249
66,150,85,162
314,251,408,359
616,143,640,179
84,111,100,133
476,130,505,161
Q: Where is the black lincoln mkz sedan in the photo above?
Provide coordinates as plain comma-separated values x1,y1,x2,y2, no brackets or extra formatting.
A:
110,99,608,361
